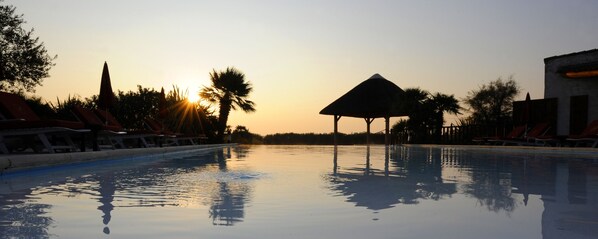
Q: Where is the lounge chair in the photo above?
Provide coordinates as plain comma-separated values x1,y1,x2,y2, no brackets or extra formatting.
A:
143,117,207,145
485,123,550,146
71,105,127,150
566,120,598,148
0,92,90,154
92,109,161,148
485,125,526,145
516,122,551,146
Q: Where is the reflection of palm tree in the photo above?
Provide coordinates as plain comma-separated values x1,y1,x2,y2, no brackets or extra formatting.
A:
209,182,250,226
200,68,256,142
207,147,252,226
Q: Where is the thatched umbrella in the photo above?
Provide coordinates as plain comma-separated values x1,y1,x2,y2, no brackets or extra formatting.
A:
320,74,407,145
97,62,115,116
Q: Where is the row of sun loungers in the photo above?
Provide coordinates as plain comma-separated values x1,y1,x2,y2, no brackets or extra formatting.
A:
474,120,598,148
0,92,207,154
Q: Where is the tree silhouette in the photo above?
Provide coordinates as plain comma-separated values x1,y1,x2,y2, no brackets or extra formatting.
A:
200,67,255,142
464,76,519,125
393,88,460,143
0,2,55,93
429,92,461,142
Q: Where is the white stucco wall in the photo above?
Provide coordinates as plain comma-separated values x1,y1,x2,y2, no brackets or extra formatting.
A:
544,50,598,135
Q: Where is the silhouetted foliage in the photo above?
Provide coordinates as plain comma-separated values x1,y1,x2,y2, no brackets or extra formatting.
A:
231,125,263,144
112,85,160,129
22,94,54,119
200,67,255,143
51,94,93,121
31,84,218,141
0,2,56,93
393,88,460,143
464,76,519,125
164,85,215,139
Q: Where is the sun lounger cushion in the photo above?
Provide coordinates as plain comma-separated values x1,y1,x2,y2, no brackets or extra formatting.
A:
0,92,42,121
72,106,122,132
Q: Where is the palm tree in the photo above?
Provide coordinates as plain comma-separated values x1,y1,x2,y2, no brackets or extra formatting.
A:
200,67,255,142
396,89,460,143
399,88,430,143
429,93,461,127
428,93,461,143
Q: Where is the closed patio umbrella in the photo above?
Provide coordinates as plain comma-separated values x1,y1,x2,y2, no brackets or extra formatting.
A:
98,62,115,112
97,62,115,125
523,92,531,137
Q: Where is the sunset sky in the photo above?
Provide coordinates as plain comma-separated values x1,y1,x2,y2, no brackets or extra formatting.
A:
7,0,598,135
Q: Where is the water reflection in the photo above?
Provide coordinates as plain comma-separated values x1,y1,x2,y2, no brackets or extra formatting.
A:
2,145,598,238
97,173,115,234
329,145,598,238
0,188,53,239
0,146,254,238
329,146,457,210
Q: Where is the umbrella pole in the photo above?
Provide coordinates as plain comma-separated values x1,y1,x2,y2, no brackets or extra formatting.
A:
334,115,341,146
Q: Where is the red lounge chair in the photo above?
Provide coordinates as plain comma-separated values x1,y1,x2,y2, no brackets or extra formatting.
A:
71,106,126,150
512,122,551,146
93,109,160,148
485,125,526,145
566,120,598,148
491,123,550,146
0,92,90,154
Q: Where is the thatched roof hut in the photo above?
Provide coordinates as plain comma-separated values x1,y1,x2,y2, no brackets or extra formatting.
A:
320,74,407,145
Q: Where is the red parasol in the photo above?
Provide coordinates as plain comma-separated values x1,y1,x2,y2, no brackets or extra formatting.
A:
523,92,531,137
98,62,115,111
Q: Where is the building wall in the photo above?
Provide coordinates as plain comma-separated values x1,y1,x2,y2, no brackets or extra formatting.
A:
544,50,598,135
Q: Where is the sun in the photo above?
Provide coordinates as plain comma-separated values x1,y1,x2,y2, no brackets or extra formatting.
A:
187,90,201,103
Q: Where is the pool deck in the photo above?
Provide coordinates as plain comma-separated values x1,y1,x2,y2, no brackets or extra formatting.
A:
400,144,598,159
0,144,235,174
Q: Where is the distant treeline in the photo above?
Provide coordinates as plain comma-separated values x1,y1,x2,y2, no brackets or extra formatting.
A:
262,132,386,145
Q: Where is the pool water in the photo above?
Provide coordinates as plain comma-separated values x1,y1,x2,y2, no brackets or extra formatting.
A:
1,145,597,239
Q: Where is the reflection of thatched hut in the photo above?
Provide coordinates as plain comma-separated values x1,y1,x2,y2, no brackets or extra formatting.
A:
320,74,407,145
329,172,456,210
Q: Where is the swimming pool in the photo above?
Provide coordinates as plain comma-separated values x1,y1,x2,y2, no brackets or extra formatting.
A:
1,145,597,238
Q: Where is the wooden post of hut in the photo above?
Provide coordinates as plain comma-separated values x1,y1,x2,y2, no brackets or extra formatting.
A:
334,115,341,145
385,116,390,146
365,118,374,145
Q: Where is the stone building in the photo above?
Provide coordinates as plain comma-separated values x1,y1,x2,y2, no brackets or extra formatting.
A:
544,49,598,135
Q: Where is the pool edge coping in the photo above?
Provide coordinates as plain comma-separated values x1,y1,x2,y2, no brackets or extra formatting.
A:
0,144,236,173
